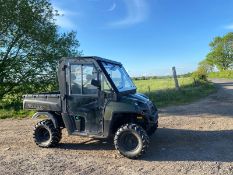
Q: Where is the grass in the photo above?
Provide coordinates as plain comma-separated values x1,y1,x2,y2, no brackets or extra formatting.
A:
134,77,216,107
0,77,216,119
0,109,35,119
208,70,233,79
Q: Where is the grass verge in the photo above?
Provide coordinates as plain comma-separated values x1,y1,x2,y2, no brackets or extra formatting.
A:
134,78,216,107
208,71,233,79
0,109,35,119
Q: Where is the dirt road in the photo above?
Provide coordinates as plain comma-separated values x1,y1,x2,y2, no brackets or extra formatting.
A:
1,79,233,175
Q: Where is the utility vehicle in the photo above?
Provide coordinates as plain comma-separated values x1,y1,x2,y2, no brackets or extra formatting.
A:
23,56,159,159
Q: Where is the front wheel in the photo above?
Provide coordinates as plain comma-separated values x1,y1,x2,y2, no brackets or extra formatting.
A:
114,123,149,159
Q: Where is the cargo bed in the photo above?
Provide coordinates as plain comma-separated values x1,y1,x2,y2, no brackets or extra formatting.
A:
23,93,61,111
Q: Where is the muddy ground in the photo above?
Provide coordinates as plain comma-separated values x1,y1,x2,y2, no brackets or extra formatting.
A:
0,79,233,175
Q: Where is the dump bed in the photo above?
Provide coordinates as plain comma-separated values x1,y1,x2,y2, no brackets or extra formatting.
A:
23,93,61,111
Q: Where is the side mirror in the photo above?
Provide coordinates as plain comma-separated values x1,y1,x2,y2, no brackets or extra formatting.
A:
91,79,101,88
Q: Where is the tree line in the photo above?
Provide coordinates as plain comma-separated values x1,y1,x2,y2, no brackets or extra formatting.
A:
194,32,233,80
0,0,81,109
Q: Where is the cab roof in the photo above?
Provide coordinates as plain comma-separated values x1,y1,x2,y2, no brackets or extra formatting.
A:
60,56,122,66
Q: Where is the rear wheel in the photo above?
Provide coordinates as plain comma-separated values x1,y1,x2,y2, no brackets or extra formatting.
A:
114,123,149,159
33,119,62,147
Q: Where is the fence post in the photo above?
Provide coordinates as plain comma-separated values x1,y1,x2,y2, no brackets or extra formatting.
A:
172,66,180,90
147,86,151,98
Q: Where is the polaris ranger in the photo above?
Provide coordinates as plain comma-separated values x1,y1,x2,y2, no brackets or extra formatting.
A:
23,56,159,159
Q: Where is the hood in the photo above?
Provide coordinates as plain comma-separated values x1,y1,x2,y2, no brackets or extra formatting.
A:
121,93,150,104
120,93,157,115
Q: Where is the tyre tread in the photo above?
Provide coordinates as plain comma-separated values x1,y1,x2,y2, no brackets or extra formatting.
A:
33,119,62,148
114,123,149,159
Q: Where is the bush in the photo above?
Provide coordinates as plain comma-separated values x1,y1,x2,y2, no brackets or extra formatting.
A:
192,67,208,81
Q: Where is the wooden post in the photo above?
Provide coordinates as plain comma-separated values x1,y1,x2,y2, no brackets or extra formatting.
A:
147,86,151,98
172,66,180,90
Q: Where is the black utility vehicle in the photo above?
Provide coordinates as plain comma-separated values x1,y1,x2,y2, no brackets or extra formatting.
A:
23,56,159,158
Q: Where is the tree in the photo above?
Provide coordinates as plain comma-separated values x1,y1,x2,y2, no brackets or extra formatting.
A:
0,0,81,102
198,58,214,73
206,32,233,71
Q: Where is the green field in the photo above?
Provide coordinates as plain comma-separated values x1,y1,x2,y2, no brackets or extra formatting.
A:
0,77,216,119
208,70,233,79
134,77,216,107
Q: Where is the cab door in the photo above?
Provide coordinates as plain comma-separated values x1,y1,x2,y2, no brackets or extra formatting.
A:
66,63,103,135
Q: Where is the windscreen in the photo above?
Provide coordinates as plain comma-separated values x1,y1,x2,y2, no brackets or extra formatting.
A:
102,62,136,92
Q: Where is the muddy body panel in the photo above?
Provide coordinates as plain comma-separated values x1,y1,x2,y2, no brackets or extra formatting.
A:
23,93,61,112
103,94,159,137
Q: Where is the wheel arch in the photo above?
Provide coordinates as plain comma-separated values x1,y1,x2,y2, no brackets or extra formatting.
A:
106,112,139,137
32,112,63,128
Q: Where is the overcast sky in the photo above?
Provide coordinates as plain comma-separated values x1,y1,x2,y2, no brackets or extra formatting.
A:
52,0,233,76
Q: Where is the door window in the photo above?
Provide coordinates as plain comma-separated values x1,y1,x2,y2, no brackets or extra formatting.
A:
101,73,111,91
82,65,98,94
70,64,98,95
70,65,82,94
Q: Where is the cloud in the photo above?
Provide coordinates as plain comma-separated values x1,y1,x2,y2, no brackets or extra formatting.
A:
53,5,78,30
224,24,233,29
107,3,116,12
109,0,149,27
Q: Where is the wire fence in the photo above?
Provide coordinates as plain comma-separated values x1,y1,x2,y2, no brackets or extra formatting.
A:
0,67,195,110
